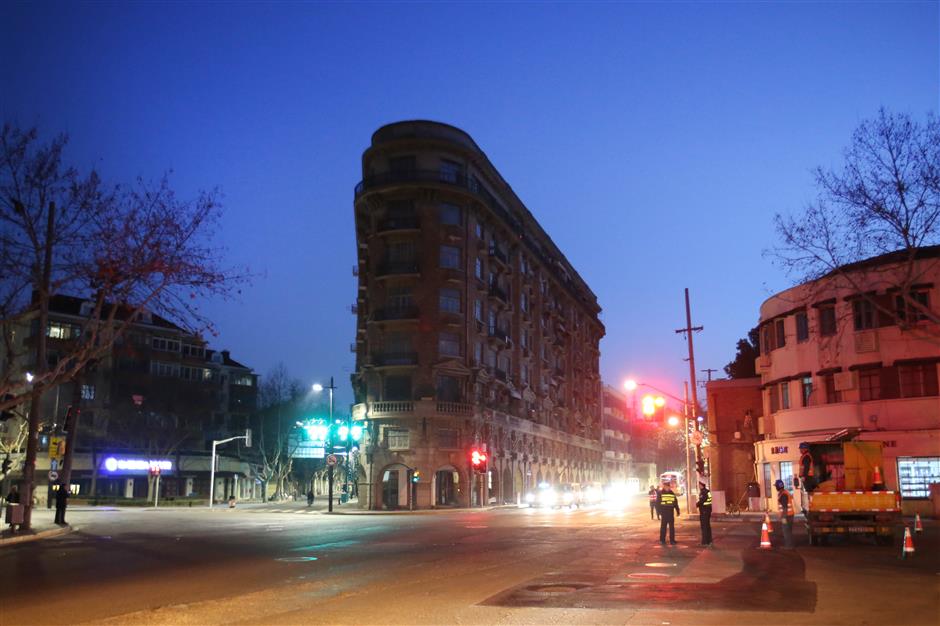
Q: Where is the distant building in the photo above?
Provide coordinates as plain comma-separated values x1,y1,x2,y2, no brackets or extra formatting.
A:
705,377,762,507
0,294,259,502
600,385,631,484
754,247,940,514
351,121,605,509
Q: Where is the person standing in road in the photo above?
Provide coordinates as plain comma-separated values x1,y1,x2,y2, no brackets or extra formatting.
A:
657,483,680,545
307,489,315,507
696,482,713,546
54,482,69,525
775,479,795,549
648,485,659,520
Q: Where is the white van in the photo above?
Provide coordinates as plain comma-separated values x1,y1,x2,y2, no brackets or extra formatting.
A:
660,471,686,496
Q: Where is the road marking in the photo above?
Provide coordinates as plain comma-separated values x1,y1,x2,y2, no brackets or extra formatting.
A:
628,572,670,579
644,562,678,568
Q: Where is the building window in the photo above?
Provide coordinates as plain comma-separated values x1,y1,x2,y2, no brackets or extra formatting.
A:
440,245,460,269
388,241,416,263
775,319,786,348
232,374,253,386
474,342,482,365
387,284,414,311
439,159,462,183
81,384,95,400
437,375,461,402
858,368,881,401
823,373,842,403
522,364,529,384
152,337,181,352
899,362,939,398
819,305,837,336
853,299,876,330
796,312,809,342
897,457,940,499
182,344,204,358
520,291,528,313
439,288,461,314
780,381,790,410
761,324,773,354
150,361,179,377
440,203,461,226
387,428,410,450
439,332,460,357
47,322,81,340
763,462,773,498
896,291,930,323
383,375,411,401
437,428,459,449
521,329,528,349
779,461,794,490
801,376,813,407
474,257,483,279
475,220,483,239
769,384,779,413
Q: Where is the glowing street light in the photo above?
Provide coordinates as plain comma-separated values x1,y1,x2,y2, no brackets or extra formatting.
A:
667,415,681,428
312,383,324,393
624,379,638,392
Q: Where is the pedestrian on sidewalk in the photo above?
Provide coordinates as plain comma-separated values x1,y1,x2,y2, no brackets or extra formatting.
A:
657,483,680,545
307,490,315,507
54,482,69,525
648,485,660,520
696,482,713,546
775,479,795,549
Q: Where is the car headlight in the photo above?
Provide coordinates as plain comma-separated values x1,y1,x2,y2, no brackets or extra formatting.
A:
525,492,535,503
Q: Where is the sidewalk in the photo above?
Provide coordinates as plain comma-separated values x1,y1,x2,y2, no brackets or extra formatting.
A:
0,506,73,546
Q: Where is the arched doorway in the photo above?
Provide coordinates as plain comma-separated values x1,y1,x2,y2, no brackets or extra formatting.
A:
489,467,500,505
379,464,410,510
514,467,524,498
502,466,514,503
434,465,460,506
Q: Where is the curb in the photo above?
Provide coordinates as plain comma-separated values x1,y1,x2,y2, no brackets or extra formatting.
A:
324,504,518,515
0,524,74,547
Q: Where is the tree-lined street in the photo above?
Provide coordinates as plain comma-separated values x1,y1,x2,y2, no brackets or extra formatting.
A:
1,501,936,625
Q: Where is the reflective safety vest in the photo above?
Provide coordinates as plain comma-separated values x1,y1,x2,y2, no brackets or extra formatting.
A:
701,490,712,507
649,490,658,502
800,450,815,477
778,489,794,516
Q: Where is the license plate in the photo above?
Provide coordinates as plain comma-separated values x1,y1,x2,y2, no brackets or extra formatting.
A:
848,526,873,533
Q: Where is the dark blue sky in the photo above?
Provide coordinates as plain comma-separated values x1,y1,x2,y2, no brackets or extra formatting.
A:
3,2,937,409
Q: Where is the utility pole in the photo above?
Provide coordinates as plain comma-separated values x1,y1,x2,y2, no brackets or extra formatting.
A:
701,368,718,382
675,288,705,498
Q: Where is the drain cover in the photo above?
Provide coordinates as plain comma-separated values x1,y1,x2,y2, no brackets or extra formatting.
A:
644,562,678,568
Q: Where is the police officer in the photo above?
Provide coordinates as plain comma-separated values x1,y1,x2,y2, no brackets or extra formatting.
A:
696,482,713,546
775,479,795,549
657,482,680,545
648,485,659,520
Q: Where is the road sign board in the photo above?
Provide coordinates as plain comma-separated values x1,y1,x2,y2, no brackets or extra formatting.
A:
326,454,338,466
50,459,59,471
48,470,59,482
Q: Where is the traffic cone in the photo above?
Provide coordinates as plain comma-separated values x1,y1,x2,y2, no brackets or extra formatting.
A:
901,526,915,559
760,522,772,549
915,513,923,534
872,466,884,488
763,511,774,533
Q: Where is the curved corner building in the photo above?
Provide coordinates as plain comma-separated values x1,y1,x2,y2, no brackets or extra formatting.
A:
754,246,940,513
351,121,605,509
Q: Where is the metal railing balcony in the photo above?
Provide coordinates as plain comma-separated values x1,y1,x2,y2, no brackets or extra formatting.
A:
488,326,510,343
376,260,420,277
489,245,509,265
371,306,419,322
488,283,508,303
376,216,420,233
371,351,418,366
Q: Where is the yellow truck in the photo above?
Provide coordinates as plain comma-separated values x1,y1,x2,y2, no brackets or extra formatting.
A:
803,439,901,546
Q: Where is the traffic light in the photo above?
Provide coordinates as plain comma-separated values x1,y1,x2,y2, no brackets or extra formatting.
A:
412,470,421,483
470,449,488,473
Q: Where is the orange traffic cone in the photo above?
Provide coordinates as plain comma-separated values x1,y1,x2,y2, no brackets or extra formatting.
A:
872,466,884,488
915,513,923,534
763,512,774,533
760,522,772,549
901,526,915,559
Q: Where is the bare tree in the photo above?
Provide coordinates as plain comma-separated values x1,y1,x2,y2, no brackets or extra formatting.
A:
255,363,308,500
0,123,246,527
770,109,940,334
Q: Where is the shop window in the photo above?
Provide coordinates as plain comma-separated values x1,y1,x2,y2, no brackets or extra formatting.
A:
779,461,794,490
796,312,809,342
897,457,940,499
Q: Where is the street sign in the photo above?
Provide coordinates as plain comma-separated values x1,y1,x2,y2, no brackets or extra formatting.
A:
48,470,58,482
326,454,338,466
50,459,59,471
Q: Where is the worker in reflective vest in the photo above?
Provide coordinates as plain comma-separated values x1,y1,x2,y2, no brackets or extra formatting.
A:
799,442,816,492
657,484,680,545
648,485,659,520
696,483,713,546
775,479,795,549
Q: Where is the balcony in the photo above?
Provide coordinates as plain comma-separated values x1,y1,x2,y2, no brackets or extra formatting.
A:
351,399,474,421
488,326,510,345
493,368,508,382
376,260,419,278
488,283,508,304
371,306,419,322
376,216,420,234
489,245,509,266
371,351,418,367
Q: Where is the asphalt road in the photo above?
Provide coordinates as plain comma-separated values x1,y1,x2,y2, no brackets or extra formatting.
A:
1,500,937,625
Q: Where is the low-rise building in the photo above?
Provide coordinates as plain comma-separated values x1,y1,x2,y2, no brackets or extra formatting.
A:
705,377,762,508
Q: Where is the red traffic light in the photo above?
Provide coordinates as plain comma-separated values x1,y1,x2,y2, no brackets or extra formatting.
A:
471,449,487,466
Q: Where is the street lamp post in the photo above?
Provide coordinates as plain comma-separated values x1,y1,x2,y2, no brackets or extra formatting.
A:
313,377,336,513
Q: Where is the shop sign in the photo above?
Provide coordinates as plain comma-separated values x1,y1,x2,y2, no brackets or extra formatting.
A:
103,457,173,473
771,446,789,454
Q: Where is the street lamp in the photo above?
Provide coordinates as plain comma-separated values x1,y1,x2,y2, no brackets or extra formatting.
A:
312,377,337,512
